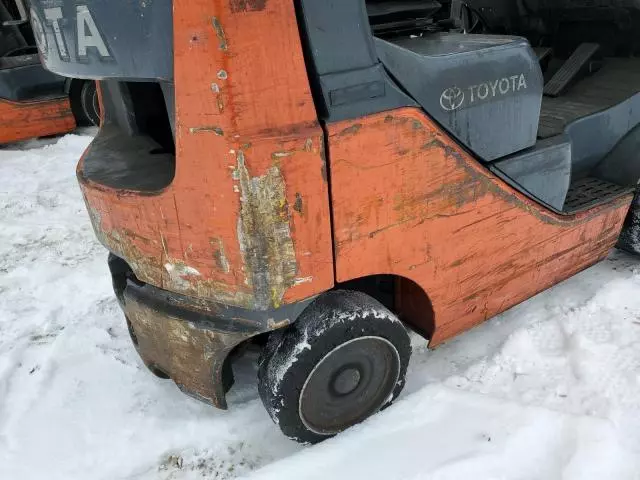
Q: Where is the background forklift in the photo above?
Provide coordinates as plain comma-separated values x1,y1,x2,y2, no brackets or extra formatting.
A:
0,0,98,144
28,0,640,444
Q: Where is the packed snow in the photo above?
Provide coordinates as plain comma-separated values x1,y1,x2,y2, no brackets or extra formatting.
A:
1,134,640,480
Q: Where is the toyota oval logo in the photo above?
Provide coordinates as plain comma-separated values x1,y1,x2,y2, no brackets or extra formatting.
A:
440,87,465,111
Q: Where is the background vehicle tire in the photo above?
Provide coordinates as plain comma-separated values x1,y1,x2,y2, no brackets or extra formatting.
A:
258,290,411,444
70,80,100,127
617,191,640,255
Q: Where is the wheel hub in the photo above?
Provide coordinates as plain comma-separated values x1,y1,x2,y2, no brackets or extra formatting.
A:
332,367,362,395
298,336,401,436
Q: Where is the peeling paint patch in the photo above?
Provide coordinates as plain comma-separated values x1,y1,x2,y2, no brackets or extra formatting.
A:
304,138,313,152
267,318,291,330
211,17,227,51
338,124,362,137
212,238,231,274
293,193,303,214
86,217,255,308
271,151,293,160
294,276,313,285
236,150,297,309
230,0,267,13
210,82,225,113
86,223,164,287
164,263,201,277
160,235,169,256
189,126,224,136
422,138,446,150
217,70,228,80
164,262,201,289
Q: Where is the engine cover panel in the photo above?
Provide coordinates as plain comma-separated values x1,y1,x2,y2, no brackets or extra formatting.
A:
376,33,543,161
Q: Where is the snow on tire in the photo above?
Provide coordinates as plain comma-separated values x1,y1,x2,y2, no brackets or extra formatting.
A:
258,290,411,444
618,191,640,255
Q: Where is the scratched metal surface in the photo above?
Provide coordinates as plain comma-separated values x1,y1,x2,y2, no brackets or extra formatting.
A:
78,0,334,311
0,96,74,144
327,108,632,345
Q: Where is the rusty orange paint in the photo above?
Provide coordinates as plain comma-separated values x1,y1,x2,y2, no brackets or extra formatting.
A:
78,0,334,310
328,108,632,346
0,96,74,144
77,2,630,348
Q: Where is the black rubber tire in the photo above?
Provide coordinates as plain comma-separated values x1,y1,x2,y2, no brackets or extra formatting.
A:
70,80,100,127
258,290,411,444
617,191,640,255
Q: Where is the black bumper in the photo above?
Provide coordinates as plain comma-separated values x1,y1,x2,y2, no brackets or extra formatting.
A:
109,255,311,409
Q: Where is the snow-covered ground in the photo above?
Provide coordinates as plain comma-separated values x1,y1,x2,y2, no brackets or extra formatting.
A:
1,134,640,480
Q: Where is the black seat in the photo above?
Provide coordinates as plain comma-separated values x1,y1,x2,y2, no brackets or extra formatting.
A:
0,54,66,102
564,93,640,178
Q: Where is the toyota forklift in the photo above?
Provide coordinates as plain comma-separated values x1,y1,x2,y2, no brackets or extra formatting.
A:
0,0,98,144
28,0,640,443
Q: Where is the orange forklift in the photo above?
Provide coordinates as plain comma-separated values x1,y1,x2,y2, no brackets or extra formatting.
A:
29,0,640,443
0,0,98,144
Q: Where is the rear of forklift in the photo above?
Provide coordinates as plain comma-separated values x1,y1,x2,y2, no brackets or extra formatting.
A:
0,0,98,144
28,0,640,443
